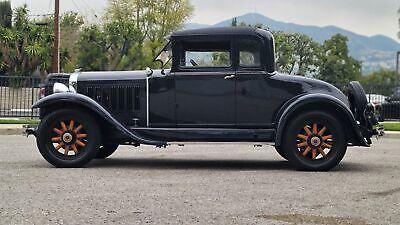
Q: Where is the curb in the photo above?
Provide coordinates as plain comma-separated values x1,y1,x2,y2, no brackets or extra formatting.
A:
0,125,25,135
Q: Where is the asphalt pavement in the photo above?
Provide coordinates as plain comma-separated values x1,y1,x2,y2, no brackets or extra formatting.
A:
0,136,399,225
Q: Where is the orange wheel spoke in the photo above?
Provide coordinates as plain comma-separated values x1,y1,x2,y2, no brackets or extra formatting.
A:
69,120,75,130
60,122,67,131
312,149,317,160
55,143,64,150
318,126,327,136
322,135,333,141
53,128,63,135
297,142,308,148
51,137,61,142
297,134,308,140
322,143,332,149
312,123,318,134
318,147,327,157
304,126,312,136
74,124,83,133
302,147,311,156
71,144,78,154
77,133,88,139
64,145,70,155
76,140,86,147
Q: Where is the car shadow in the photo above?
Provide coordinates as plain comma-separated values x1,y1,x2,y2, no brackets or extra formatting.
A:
88,158,293,171
87,158,368,172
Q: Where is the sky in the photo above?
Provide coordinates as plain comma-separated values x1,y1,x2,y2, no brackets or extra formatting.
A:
10,0,400,42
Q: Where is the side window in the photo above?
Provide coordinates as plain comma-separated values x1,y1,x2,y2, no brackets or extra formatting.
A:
238,38,262,68
179,40,231,68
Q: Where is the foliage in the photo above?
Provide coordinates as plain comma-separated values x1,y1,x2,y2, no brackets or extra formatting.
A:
274,31,320,76
358,69,397,96
0,0,11,28
0,5,53,77
76,0,193,71
315,34,361,84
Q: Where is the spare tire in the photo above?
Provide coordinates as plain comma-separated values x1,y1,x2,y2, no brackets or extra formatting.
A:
347,81,368,121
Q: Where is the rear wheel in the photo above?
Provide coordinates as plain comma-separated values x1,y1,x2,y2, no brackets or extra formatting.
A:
96,144,119,159
282,111,347,171
37,109,101,168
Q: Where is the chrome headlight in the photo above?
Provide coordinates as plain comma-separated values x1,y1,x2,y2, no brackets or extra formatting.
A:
53,82,69,93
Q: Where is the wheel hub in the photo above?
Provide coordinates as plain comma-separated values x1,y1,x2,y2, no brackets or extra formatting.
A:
62,132,74,144
309,136,322,148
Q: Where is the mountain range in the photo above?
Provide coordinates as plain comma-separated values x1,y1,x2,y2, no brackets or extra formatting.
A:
185,13,400,75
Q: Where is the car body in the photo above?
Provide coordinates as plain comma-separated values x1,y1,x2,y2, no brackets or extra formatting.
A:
29,27,380,170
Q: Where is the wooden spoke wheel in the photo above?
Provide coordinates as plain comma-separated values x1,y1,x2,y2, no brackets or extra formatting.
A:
51,120,88,156
296,122,333,161
282,111,347,171
36,109,101,168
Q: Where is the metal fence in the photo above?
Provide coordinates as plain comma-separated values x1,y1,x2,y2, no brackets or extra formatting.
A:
0,76,42,118
0,75,399,121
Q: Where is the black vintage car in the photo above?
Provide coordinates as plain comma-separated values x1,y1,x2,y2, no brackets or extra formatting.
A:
29,27,379,170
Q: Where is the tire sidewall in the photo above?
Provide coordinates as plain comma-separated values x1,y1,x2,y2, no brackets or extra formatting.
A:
37,109,101,167
282,111,347,171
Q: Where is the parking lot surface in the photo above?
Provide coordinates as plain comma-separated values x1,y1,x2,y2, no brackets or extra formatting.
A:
0,136,399,225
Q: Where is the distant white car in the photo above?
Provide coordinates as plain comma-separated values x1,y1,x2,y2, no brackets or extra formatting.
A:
366,94,387,121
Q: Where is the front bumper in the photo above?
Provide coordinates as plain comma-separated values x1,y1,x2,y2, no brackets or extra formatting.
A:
23,124,38,137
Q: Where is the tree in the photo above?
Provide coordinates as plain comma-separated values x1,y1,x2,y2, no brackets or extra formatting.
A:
359,69,396,96
316,34,361,84
0,0,12,28
274,32,320,76
96,0,193,70
0,5,53,77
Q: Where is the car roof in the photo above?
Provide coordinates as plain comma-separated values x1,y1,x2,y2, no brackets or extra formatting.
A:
169,27,273,40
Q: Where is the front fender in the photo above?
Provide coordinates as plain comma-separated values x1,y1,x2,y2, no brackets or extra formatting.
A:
274,93,368,147
33,93,166,146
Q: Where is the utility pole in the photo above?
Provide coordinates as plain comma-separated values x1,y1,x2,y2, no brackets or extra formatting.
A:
52,0,60,73
397,51,400,87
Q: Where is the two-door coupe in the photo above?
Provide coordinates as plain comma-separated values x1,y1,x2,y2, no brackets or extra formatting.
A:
29,27,380,170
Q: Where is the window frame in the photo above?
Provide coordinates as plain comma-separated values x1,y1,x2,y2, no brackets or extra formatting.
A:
235,35,265,71
174,36,235,73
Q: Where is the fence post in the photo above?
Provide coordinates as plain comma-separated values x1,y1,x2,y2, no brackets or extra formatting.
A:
31,76,35,119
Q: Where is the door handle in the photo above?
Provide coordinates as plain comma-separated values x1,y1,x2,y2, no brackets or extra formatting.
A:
224,74,236,80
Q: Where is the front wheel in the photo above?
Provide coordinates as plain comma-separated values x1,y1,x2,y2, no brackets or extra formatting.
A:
36,109,101,168
282,111,347,171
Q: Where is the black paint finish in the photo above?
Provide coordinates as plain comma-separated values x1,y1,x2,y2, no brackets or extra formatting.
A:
35,27,373,147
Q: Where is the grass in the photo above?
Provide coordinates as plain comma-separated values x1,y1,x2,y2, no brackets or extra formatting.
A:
0,119,39,124
381,122,400,132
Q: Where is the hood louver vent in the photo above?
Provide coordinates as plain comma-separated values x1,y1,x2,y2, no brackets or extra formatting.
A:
85,84,142,112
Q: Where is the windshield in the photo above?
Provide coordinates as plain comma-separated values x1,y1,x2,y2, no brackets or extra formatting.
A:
154,41,172,68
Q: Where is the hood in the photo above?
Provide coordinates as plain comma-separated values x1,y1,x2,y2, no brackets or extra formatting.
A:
77,69,168,82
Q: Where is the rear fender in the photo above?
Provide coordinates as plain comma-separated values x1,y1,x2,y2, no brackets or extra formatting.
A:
32,93,165,146
274,93,369,147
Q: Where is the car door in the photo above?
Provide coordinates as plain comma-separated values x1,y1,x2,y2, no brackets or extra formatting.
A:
174,37,236,128
235,36,275,128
